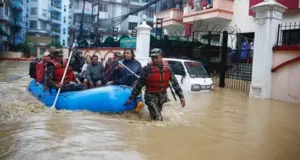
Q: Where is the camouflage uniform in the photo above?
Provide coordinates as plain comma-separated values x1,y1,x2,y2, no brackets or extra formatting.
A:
128,64,184,121
45,62,58,91
46,59,83,92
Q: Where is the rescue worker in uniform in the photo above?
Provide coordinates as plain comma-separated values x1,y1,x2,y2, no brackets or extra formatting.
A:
45,49,83,92
125,48,185,121
69,50,85,79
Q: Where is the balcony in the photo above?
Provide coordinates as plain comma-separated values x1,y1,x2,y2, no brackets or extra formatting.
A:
0,36,8,43
49,26,61,37
12,18,23,27
48,5,61,13
27,29,48,35
154,8,183,27
0,15,11,24
50,29,61,37
12,1,23,11
50,16,61,24
183,0,233,23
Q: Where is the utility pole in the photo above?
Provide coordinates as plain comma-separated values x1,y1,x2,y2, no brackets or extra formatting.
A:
78,0,87,42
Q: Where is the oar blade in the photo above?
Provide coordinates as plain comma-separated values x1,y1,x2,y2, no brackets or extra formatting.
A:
5,74,27,82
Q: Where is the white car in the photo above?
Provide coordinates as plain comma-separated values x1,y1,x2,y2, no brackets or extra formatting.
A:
135,57,214,92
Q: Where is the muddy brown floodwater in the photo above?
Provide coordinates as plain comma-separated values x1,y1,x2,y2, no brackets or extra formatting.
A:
0,60,300,160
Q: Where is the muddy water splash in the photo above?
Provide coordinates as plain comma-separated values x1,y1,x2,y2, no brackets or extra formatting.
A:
1,60,300,160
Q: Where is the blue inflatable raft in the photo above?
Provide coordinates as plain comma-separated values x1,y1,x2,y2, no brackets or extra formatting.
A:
26,80,138,113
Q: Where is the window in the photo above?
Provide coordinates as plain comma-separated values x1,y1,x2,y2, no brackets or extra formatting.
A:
63,17,66,23
30,21,37,29
201,33,221,46
63,40,65,46
130,7,138,16
167,61,185,76
40,22,47,30
64,5,67,12
99,3,108,12
5,5,8,16
130,0,140,2
40,48,46,56
63,28,66,35
42,9,47,17
31,0,37,2
145,8,154,17
31,8,37,15
282,29,300,45
184,62,208,78
74,1,80,9
128,22,137,30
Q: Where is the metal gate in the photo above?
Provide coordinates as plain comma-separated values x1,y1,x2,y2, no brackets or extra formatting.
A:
152,18,254,93
192,20,254,93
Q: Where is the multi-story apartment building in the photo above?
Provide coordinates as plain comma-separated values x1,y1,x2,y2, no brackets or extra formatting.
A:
153,0,300,43
0,0,27,52
69,0,155,46
26,0,70,56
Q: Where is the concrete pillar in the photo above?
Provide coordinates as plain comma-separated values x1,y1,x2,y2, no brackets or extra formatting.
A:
135,15,152,57
249,0,287,98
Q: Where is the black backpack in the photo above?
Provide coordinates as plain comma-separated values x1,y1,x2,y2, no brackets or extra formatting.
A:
29,58,42,78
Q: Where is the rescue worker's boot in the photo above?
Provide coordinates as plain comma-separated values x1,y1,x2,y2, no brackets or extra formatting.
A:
136,101,144,113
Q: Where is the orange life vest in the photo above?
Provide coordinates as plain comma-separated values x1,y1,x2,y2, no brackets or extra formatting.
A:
52,61,73,84
146,61,171,92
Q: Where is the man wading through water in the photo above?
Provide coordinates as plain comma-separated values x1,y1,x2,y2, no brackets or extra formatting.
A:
125,48,185,121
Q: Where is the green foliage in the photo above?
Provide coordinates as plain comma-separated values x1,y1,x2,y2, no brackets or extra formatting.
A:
104,36,118,47
49,39,62,48
104,36,116,44
78,39,89,48
14,39,31,57
118,35,130,42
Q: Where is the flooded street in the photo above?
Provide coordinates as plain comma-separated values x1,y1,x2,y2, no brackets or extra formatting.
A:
1,60,300,160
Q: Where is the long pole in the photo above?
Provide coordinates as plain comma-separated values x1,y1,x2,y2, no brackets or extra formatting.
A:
50,50,74,108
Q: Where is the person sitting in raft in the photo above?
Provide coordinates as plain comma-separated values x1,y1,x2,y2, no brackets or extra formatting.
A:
45,49,84,92
105,51,122,72
103,52,123,83
105,48,144,113
105,48,142,87
69,50,85,79
35,51,52,86
58,65,84,92
80,55,91,81
83,55,105,89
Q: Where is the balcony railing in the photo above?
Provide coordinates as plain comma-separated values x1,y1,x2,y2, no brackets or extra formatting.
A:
183,0,233,22
50,15,61,22
154,8,183,26
53,28,61,33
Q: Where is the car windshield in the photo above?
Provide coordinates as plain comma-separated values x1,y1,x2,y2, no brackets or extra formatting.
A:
184,61,209,78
